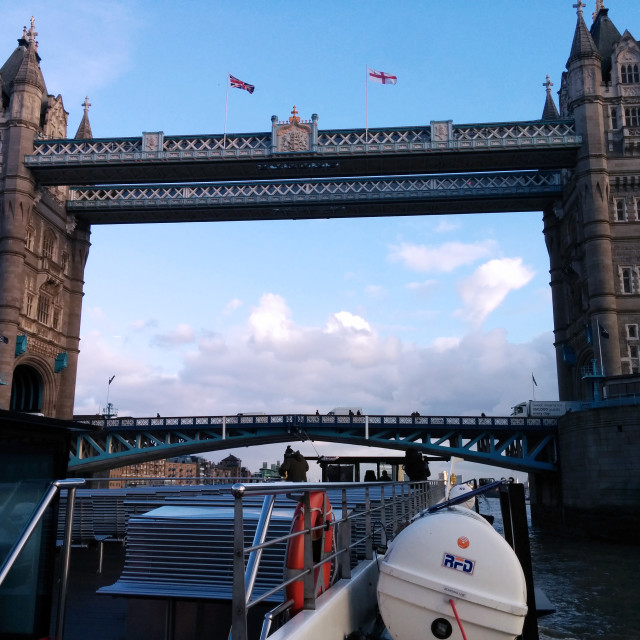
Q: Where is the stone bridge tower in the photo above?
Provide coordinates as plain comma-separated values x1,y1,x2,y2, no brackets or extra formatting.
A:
545,2,640,401
0,19,90,418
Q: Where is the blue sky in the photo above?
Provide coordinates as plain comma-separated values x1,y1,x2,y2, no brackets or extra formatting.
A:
3,1,638,479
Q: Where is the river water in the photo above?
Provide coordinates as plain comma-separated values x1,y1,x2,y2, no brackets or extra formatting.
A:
481,497,640,640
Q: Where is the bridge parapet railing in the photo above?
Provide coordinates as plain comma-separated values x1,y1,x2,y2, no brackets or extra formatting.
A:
75,413,558,430
27,120,580,163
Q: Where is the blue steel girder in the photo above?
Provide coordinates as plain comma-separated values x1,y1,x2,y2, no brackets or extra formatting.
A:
65,171,563,225
24,119,581,185
69,414,558,474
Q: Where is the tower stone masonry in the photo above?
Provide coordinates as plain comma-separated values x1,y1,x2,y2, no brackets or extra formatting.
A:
0,19,90,417
547,4,640,400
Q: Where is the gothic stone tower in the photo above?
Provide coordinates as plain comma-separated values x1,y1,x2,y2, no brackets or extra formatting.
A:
0,20,90,418
545,2,640,401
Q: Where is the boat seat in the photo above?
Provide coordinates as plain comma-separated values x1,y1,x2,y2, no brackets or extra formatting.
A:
98,505,294,603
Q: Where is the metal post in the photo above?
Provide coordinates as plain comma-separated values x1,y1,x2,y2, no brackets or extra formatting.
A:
364,487,372,560
302,491,315,610
401,483,408,526
339,488,351,579
56,480,85,640
164,600,175,640
391,483,398,534
500,483,539,640
244,494,275,603
379,485,387,547
231,487,248,640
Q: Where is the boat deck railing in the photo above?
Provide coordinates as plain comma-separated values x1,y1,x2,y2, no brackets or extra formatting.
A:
0,478,86,640
1,477,444,640
229,480,445,640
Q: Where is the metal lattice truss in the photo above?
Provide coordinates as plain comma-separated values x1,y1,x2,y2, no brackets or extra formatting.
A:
66,171,563,223
70,414,558,474
27,120,579,164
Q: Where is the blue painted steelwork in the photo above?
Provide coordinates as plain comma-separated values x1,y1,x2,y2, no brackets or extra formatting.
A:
69,413,558,474
65,171,563,225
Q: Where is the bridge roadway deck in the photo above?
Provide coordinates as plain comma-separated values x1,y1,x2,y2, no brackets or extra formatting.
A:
70,413,558,475
25,119,580,185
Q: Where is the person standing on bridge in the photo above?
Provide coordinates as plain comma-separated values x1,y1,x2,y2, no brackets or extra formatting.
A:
279,446,309,482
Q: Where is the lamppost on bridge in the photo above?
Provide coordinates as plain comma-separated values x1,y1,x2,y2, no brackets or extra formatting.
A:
102,375,118,418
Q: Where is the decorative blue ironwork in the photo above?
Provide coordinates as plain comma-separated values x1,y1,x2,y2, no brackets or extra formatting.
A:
27,120,580,165
54,352,68,372
65,171,563,223
69,413,558,474
15,335,27,357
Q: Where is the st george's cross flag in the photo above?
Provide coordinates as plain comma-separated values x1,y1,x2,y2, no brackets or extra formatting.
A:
229,74,255,94
368,68,397,85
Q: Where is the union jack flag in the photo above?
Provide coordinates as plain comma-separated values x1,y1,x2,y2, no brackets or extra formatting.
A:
229,74,255,94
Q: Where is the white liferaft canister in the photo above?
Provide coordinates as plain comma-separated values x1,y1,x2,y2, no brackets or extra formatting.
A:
377,507,527,640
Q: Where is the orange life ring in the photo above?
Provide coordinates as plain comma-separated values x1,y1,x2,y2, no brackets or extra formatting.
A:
285,491,334,614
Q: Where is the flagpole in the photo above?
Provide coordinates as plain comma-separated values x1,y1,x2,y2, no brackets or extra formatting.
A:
223,72,229,151
365,65,368,147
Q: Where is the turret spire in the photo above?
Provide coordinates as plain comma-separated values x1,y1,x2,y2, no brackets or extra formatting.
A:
74,96,94,139
568,0,600,65
542,75,560,120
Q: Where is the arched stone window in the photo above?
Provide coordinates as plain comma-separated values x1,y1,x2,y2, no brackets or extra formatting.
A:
42,229,56,260
624,107,640,127
37,294,51,324
621,63,640,84
25,226,35,251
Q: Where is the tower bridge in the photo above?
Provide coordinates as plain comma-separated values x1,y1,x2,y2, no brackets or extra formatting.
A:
2,4,640,533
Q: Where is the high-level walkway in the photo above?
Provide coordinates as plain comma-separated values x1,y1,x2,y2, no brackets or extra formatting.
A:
26,119,580,185
23,117,580,224
66,171,563,224
71,413,558,474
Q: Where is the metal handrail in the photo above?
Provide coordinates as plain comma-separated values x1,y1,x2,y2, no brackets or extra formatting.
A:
229,479,443,640
0,478,85,640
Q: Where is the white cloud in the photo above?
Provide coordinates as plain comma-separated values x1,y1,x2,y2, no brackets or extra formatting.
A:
151,323,196,347
223,298,243,315
325,311,371,334
388,240,498,273
406,279,439,297
131,318,158,331
455,258,535,325
248,294,295,344
432,336,461,352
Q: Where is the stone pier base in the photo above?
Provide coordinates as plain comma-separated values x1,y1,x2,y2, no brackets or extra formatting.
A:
530,405,640,541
